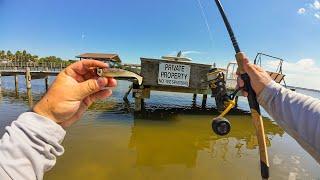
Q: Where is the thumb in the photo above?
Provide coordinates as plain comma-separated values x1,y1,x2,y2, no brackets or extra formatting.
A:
77,77,108,98
242,59,258,78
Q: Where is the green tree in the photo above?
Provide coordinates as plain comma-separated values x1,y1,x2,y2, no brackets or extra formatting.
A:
38,56,64,64
0,50,5,60
22,50,27,62
15,51,21,62
6,50,13,61
32,55,39,62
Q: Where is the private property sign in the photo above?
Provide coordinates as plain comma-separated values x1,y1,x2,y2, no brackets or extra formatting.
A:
158,63,191,87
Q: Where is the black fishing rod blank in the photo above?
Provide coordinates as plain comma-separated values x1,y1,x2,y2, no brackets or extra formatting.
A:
212,0,270,178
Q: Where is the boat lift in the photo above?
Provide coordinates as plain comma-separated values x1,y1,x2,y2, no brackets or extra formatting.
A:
254,53,287,86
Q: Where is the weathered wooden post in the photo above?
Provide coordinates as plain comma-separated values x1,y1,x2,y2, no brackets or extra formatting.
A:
193,94,197,101
44,67,49,91
133,82,149,112
45,77,49,91
27,88,34,107
201,94,208,108
133,87,143,112
15,76,19,95
14,67,19,93
25,67,32,89
0,73,2,92
192,93,197,107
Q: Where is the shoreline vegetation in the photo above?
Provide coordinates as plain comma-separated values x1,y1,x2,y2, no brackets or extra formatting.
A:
287,86,320,93
0,49,75,65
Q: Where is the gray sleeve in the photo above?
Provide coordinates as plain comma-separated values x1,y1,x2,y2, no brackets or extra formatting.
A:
258,81,320,163
0,112,66,180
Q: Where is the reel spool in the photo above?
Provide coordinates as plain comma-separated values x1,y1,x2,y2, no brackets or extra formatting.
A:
211,88,240,136
211,117,231,136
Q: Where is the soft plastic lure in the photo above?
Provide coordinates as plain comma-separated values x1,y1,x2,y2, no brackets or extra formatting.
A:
97,68,143,85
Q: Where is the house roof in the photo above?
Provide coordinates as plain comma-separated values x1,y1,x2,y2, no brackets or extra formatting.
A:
76,53,121,62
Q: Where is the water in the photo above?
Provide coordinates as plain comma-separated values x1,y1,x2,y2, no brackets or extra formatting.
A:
0,76,319,180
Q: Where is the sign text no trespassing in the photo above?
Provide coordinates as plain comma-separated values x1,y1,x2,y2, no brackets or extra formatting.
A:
158,63,191,87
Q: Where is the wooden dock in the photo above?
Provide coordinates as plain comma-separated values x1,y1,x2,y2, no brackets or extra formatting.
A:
0,61,235,112
0,62,67,92
0,62,145,93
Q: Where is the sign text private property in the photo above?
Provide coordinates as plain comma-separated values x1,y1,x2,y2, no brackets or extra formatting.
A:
158,63,191,87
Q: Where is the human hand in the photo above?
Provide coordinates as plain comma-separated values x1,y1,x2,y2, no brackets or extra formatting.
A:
237,58,272,96
33,60,117,128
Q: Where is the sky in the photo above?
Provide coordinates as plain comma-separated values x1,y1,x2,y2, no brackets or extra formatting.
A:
0,0,320,89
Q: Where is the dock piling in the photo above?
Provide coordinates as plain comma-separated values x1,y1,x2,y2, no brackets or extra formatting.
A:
25,67,32,89
135,98,142,112
0,73,2,92
14,67,18,93
192,93,197,107
202,94,208,108
45,76,49,91
27,88,33,107
15,75,19,95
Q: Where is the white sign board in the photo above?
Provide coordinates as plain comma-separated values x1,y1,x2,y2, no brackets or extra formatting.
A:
158,63,191,87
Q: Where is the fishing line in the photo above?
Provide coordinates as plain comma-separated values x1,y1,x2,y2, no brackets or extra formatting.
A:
195,0,215,49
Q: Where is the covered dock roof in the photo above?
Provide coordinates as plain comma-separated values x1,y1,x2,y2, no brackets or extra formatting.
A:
76,53,121,63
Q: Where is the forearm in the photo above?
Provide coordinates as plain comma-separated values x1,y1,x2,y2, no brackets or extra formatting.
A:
0,112,66,180
258,81,320,162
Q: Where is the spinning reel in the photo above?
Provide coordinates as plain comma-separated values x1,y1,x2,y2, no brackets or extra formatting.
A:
211,88,241,136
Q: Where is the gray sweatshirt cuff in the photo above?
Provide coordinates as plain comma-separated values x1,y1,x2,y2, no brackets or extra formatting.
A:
16,112,66,144
257,80,282,106
0,112,66,180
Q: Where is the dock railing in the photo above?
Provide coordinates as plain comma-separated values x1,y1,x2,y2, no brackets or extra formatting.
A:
0,62,68,72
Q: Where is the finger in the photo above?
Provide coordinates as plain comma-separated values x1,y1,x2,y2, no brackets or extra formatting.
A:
253,65,265,72
107,78,117,87
83,71,99,81
237,76,244,88
242,90,248,97
77,77,109,98
60,89,112,128
67,60,108,76
89,89,113,101
243,60,259,78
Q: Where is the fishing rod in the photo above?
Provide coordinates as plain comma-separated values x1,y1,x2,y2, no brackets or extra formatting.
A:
212,0,270,178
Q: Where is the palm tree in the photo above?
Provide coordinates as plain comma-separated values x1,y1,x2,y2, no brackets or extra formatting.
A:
7,50,13,61
15,51,21,62
32,55,38,62
26,53,32,62
0,50,5,60
22,50,27,62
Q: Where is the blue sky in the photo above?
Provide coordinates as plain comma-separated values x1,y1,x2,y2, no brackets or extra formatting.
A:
1,0,320,89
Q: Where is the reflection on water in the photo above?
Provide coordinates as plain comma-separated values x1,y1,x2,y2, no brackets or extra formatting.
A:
0,79,320,179
130,112,283,168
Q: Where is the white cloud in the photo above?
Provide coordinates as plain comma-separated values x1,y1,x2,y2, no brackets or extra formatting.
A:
313,0,320,9
300,0,320,20
168,50,203,57
297,8,306,14
266,59,320,90
182,51,202,55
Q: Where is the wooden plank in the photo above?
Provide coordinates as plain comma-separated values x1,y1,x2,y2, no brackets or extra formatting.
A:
274,74,285,83
149,86,210,94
